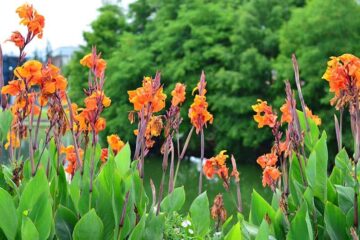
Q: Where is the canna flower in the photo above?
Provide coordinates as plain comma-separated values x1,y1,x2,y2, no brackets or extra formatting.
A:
128,76,167,113
256,152,278,169
262,166,281,188
188,95,213,134
100,148,108,163
305,107,321,126
280,100,292,124
1,80,25,96
80,53,107,78
107,134,125,154
61,145,84,176
7,31,25,48
16,3,45,39
203,150,229,179
171,83,186,106
210,194,227,225
252,99,277,128
94,117,106,133
84,91,111,110
4,132,20,150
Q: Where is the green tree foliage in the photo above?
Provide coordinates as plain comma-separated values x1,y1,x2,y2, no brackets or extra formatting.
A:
67,0,308,159
275,0,360,152
65,4,127,103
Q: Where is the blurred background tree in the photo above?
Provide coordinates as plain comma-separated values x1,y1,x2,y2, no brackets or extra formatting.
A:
66,0,360,162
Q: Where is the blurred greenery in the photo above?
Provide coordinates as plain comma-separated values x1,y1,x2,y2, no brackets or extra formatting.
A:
65,0,360,162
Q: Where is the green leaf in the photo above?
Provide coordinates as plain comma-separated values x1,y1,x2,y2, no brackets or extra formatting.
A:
287,204,313,240
324,202,348,240
115,143,131,176
249,190,276,226
335,185,354,214
0,109,13,142
17,169,52,240
335,149,354,186
0,187,18,240
306,131,328,203
144,213,165,240
73,209,103,240
21,216,39,240
129,213,146,240
297,110,319,150
255,219,269,240
55,205,78,240
225,222,242,240
161,186,185,214
189,192,210,237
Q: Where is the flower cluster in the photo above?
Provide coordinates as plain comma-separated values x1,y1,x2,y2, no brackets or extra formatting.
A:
256,153,281,188
280,100,321,126
61,145,84,176
188,72,213,134
252,99,277,128
322,54,360,109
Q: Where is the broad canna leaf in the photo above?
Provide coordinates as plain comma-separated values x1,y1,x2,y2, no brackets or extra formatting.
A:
72,209,103,240
324,202,348,240
143,212,165,240
287,204,313,240
297,110,319,151
0,109,13,142
115,142,131,176
0,187,18,240
161,186,186,214
249,190,276,226
55,205,78,240
224,222,242,240
189,192,210,237
255,219,269,240
21,215,39,240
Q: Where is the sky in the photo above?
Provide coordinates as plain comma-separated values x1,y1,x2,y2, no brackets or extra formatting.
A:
0,0,132,56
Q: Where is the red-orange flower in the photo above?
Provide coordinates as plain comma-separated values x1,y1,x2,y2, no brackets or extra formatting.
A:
8,31,25,48
171,83,186,106
94,117,106,133
188,95,213,134
80,53,107,78
262,166,281,187
252,99,277,128
107,134,125,154
1,80,25,96
128,76,167,113
100,148,108,163
203,150,229,179
84,91,111,110
305,107,321,126
4,132,20,150
280,100,292,124
16,3,45,39
256,152,278,169
61,145,84,176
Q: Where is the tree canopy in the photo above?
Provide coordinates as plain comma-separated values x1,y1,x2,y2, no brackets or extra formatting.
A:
66,0,360,161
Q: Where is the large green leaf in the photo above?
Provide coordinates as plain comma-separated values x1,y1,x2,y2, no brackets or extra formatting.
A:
297,110,319,150
114,143,131,176
21,216,39,240
249,190,276,226
189,192,210,237
73,209,103,240
55,205,78,240
224,222,242,240
324,202,348,240
335,149,353,186
144,212,165,240
287,204,313,240
17,169,52,240
306,131,328,203
161,186,185,214
335,185,354,214
255,219,269,240
0,187,18,240
129,213,146,240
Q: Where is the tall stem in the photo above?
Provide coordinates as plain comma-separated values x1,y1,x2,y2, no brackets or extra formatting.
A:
168,141,175,193
198,129,204,194
157,139,169,215
174,126,194,187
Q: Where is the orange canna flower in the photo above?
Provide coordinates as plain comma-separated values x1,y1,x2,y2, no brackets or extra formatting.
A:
262,166,281,188
94,117,106,133
305,107,321,126
80,53,107,78
203,150,229,180
1,80,25,96
100,148,108,163
252,99,277,128
280,100,292,124
61,145,84,175
128,76,167,113
171,83,186,106
256,152,278,169
4,132,20,150
107,134,125,154
16,3,45,39
188,95,213,134
8,31,25,48
84,91,111,110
